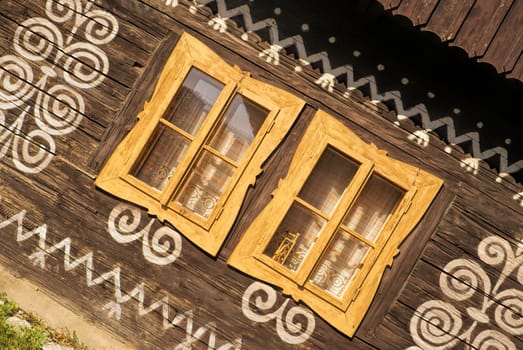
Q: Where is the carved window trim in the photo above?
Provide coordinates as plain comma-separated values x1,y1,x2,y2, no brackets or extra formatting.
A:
95,32,304,256
228,110,443,337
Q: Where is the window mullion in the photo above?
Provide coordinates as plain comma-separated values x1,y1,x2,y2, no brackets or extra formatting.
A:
159,82,239,206
294,161,374,286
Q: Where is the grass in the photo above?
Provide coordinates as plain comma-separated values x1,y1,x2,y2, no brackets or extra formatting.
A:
0,293,88,350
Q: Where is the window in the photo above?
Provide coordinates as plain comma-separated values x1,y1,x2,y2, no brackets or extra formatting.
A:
95,32,304,256
228,110,442,337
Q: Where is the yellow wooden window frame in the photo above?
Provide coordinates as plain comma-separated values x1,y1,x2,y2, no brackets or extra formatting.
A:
228,110,443,337
95,32,304,256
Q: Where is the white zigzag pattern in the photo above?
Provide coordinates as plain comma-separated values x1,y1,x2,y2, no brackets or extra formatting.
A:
197,0,522,178
0,200,241,349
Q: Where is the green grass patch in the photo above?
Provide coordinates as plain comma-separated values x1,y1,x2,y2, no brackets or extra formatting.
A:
0,293,88,350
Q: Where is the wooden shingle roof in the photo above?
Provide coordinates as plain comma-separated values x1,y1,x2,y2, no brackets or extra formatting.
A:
377,0,523,81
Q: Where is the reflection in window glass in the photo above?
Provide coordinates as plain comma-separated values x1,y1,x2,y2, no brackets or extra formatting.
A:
343,174,403,242
208,94,267,163
174,150,235,219
298,147,359,216
264,203,326,272
131,124,190,191
310,229,370,298
164,68,223,135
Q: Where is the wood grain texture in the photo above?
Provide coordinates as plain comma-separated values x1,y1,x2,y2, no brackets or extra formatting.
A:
88,30,181,172
393,0,439,26
482,0,523,72
507,54,523,81
453,0,514,57
425,0,475,41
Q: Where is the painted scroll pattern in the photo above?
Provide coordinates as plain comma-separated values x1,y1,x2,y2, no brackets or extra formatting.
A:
0,198,242,349
242,282,315,345
107,202,316,344
107,203,183,266
0,0,118,173
407,236,523,350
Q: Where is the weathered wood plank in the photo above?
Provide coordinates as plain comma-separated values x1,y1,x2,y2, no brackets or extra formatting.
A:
87,30,181,172
453,0,514,57
93,0,172,41
393,0,439,26
2,1,522,349
482,0,523,72
424,0,474,41
507,54,523,81
358,185,456,338
432,205,522,287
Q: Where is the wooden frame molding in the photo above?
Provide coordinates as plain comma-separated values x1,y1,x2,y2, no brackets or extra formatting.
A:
228,110,443,337
95,32,304,256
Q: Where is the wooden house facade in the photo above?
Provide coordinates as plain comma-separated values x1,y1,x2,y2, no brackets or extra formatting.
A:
0,0,522,349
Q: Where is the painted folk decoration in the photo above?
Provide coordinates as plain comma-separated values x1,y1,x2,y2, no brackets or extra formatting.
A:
0,0,118,173
107,203,182,266
407,236,523,350
0,197,315,347
242,282,315,345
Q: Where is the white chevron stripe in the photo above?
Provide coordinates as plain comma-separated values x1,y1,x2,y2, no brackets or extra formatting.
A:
197,0,521,179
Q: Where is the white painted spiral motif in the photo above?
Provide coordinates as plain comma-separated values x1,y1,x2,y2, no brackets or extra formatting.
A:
0,0,118,174
409,300,462,349
407,235,522,350
14,18,63,61
13,128,56,174
0,112,56,174
84,10,119,45
0,56,34,109
107,204,182,266
242,282,315,344
494,289,523,335
63,43,108,89
35,84,85,136
478,236,513,266
45,0,83,23
472,330,516,350
440,259,490,301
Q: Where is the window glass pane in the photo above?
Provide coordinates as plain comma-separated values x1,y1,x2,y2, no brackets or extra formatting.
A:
310,229,370,298
208,94,268,163
164,68,223,135
299,147,359,216
131,124,190,191
174,150,235,219
343,174,404,242
264,203,326,272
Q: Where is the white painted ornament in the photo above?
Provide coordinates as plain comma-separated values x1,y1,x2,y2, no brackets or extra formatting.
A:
0,198,241,349
259,44,282,65
408,130,430,148
315,73,335,93
0,0,118,174
107,203,182,266
208,16,228,33
407,235,523,350
242,282,315,345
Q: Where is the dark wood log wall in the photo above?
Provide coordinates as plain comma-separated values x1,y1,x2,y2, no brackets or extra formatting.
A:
1,0,521,349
